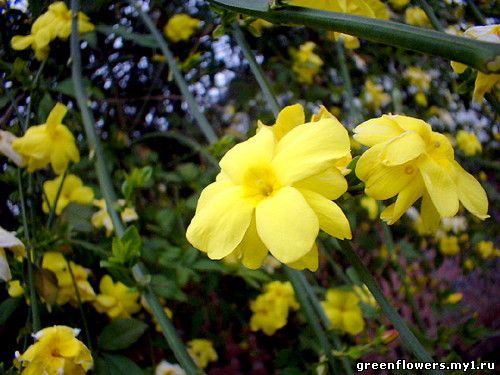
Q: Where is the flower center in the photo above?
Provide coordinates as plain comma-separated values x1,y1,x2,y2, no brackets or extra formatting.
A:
243,166,280,200
404,165,415,175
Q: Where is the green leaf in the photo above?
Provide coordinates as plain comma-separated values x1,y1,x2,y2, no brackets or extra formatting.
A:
60,203,94,232
94,354,144,375
109,226,142,265
0,298,22,325
98,318,148,351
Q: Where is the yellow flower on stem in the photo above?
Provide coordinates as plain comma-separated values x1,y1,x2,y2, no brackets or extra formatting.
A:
7,280,24,298
290,42,324,84
321,288,365,335
186,339,218,369
354,115,489,233
42,174,94,215
439,235,459,256
93,275,141,319
12,103,80,174
476,240,500,260
163,14,201,42
450,24,500,102
456,130,482,156
15,326,93,374
0,226,26,282
363,80,391,111
186,104,351,271
41,252,96,306
404,7,431,28
91,199,138,236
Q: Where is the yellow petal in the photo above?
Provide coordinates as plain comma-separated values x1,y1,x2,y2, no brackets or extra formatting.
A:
287,242,318,271
353,115,404,147
418,155,458,217
381,175,424,224
381,131,426,166
473,72,500,103
453,161,489,219
46,103,68,131
272,118,350,185
300,189,351,240
342,311,365,335
451,61,467,74
293,167,347,200
186,186,254,259
272,104,305,140
391,115,432,142
355,142,384,181
420,193,440,233
11,35,33,50
256,187,318,263
196,178,233,213
219,127,275,184
364,163,415,200
238,217,269,269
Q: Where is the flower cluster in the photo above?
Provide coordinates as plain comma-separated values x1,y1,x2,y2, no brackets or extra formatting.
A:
250,281,299,335
93,275,141,319
290,42,324,84
321,288,365,335
187,339,218,369
11,1,94,60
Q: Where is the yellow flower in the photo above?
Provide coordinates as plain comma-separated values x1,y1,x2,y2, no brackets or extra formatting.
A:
456,130,482,156
15,325,93,374
451,25,500,102
41,252,96,306
415,91,428,107
249,19,273,35
389,0,410,9
443,292,463,304
163,14,201,42
354,115,489,233
42,174,94,215
404,7,431,27
91,199,138,236
363,80,391,111
187,339,217,369
0,226,26,282
186,104,351,271
404,67,431,92
155,360,186,375
8,280,24,298
476,240,500,259
264,281,299,310
321,289,365,335
290,42,324,84
93,275,141,319
360,196,379,220
439,235,459,256
11,2,94,61
12,103,80,174
291,0,389,49
0,130,25,167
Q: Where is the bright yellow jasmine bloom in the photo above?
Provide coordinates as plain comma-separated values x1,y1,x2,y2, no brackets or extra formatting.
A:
354,115,489,232
15,326,93,374
93,275,141,319
404,7,431,28
290,42,324,84
41,252,96,306
187,339,218,369
155,360,186,375
12,103,80,174
0,130,25,167
43,174,94,215
451,25,500,102
290,0,389,49
455,130,482,156
364,80,391,111
164,14,201,42
187,104,351,271
439,235,459,256
443,292,463,304
11,1,94,61
264,281,299,310
0,226,26,282
321,289,365,335
91,199,138,236
360,196,379,220
476,240,500,260
7,280,24,298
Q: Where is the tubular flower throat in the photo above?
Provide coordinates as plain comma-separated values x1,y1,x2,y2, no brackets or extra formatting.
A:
187,104,352,271
12,103,80,174
163,14,201,42
15,326,93,375
354,115,489,233
43,174,94,215
11,1,94,60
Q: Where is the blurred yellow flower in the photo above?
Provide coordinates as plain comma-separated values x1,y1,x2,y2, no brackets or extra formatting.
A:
439,235,459,256
360,196,379,220
41,252,96,306
456,130,482,156
404,7,431,28
91,199,138,236
12,103,79,174
0,227,26,282
476,240,500,259
42,174,94,215
249,18,273,35
187,104,351,271
364,80,391,111
451,25,500,102
321,288,365,335
464,258,474,271
444,292,463,304
164,14,201,42
405,67,431,92
93,275,141,319
354,115,489,233
7,280,24,298
15,326,93,374
11,1,94,61
389,0,410,9
187,339,218,369
290,42,324,84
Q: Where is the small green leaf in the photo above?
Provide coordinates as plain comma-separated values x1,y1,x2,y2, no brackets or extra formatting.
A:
0,298,22,325
94,353,144,375
98,318,148,351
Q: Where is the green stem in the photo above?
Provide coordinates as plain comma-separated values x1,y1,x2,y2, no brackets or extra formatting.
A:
210,0,500,74
46,169,68,229
416,0,444,32
466,0,486,24
17,169,41,332
69,239,110,257
334,39,359,125
284,267,338,372
66,259,93,351
23,61,46,132
231,24,280,116
337,241,442,373
130,1,218,144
